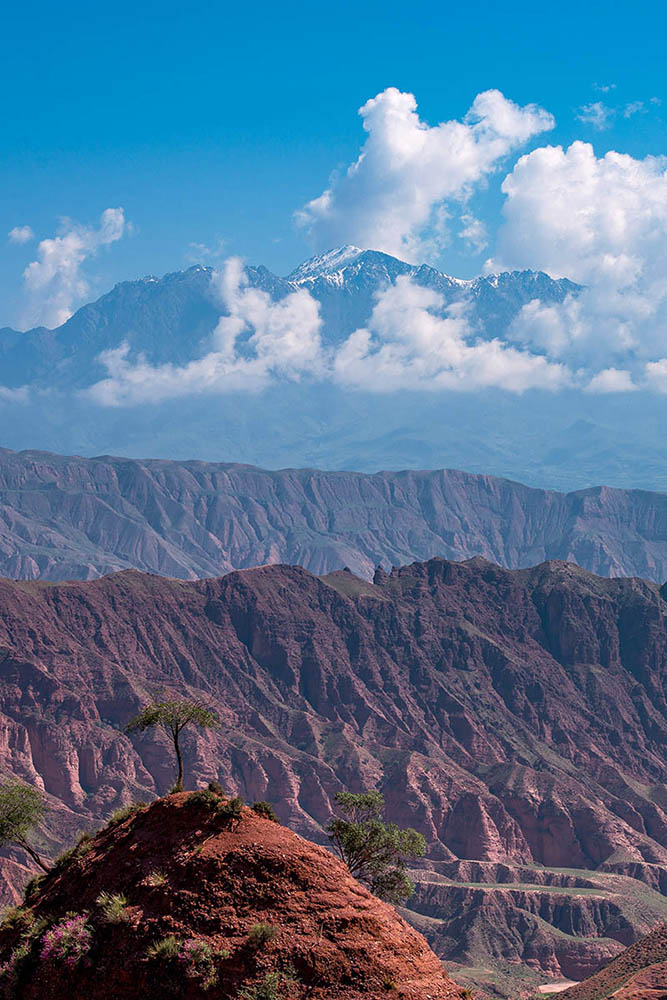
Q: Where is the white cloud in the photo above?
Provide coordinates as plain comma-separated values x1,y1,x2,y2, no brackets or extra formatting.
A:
576,102,614,130
8,226,34,245
186,237,227,264
623,101,646,118
333,275,571,393
490,141,667,375
586,368,637,393
593,83,616,94
459,213,489,253
86,257,323,405
21,208,126,329
645,359,667,392
0,385,29,403
297,87,554,261
86,263,574,405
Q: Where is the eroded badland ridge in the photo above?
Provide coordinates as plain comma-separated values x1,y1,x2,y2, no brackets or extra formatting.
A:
0,556,666,993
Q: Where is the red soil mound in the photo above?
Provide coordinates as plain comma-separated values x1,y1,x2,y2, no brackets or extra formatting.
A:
0,792,465,1000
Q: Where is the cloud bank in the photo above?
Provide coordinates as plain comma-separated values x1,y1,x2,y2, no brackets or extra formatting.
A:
87,258,323,405
88,262,572,405
297,87,554,261
491,140,667,387
333,276,570,392
21,208,126,328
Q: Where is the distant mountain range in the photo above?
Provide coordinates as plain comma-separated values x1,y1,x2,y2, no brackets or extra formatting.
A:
2,246,667,490
0,248,578,389
3,448,667,582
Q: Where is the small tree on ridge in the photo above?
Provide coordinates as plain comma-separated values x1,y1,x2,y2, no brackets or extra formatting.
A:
125,696,219,792
327,790,425,904
0,781,50,872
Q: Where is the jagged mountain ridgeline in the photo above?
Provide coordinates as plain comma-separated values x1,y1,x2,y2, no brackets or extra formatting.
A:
2,248,667,491
5,448,667,582
0,250,577,391
0,557,666,994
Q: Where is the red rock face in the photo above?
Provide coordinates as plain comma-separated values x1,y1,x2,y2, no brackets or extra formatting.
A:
0,794,465,1000
563,923,667,1000
0,557,666,988
4,448,667,582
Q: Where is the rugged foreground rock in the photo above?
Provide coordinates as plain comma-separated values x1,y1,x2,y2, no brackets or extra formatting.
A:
0,793,465,1000
0,557,666,994
562,923,667,1000
4,448,667,581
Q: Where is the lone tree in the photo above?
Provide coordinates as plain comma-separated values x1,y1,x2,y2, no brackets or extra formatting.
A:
0,781,50,872
125,696,219,792
327,790,425,904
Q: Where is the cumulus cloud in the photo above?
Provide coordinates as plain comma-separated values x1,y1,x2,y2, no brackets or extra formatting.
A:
490,141,667,378
333,276,571,393
86,258,323,405
21,208,126,328
8,225,34,245
297,87,554,261
586,368,637,393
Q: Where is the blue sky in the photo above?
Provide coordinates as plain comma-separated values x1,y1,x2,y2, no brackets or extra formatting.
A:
2,0,666,330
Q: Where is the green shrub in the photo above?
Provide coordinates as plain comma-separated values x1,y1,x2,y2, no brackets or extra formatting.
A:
252,801,279,823
145,869,167,888
186,791,243,828
107,801,147,827
146,934,181,961
53,832,93,871
186,789,221,812
0,940,31,986
96,891,129,923
248,922,278,946
208,780,224,795
0,906,33,932
23,873,46,903
239,969,298,1000
219,795,243,827
179,938,228,990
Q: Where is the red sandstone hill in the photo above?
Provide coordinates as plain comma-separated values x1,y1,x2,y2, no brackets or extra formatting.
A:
0,792,465,1000
562,923,667,1000
0,557,667,994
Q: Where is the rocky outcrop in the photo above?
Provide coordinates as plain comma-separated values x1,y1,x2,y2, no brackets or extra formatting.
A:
4,449,667,582
562,923,667,1000
0,557,666,994
0,793,465,1000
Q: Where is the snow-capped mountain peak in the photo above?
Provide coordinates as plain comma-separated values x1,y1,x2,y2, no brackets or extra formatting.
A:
287,246,364,282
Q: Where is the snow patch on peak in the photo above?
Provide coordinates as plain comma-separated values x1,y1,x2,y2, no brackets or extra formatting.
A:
287,246,364,282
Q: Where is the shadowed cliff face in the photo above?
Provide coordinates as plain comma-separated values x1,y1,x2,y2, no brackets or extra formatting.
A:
5,449,667,582
0,557,666,991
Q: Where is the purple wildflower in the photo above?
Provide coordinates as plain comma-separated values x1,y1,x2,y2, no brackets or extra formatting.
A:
41,914,92,967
